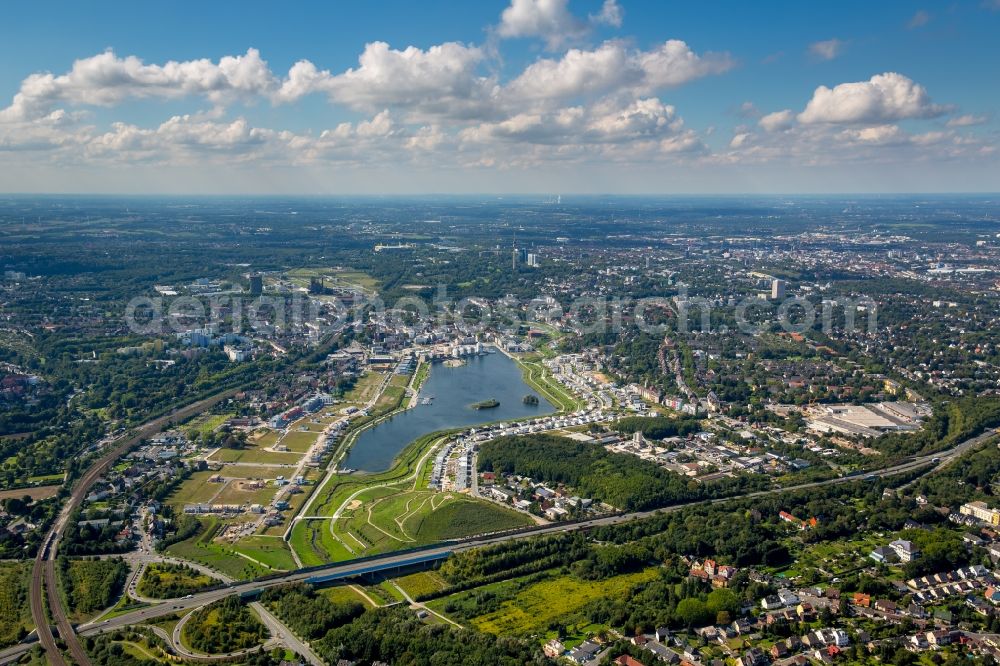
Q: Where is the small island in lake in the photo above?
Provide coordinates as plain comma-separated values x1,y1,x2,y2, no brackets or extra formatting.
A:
471,398,500,410
522,394,539,405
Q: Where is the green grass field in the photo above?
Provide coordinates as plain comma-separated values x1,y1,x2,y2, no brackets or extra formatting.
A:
165,517,268,580
252,430,280,448
342,371,386,405
285,267,380,293
320,584,378,609
232,536,297,571
208,444,301,465
406,498,530,541
218,465,293,480
211,480,276,507
328,490,530,560
430,568,658,636
331,270,380,291
165,471,226,508
291,519,355,566
279,430,319,452
183,413,232,438
392,571,449,600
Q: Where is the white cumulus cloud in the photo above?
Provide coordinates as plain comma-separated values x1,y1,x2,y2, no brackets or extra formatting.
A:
275,41,493,121
0,49,275,121
498,0,622,49
797,72,946,124
462,96,700,151
758,109,795,131
504,40,734,103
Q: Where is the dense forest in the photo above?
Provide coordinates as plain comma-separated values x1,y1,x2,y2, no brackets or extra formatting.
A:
314,606,548,666
260,583,365,640
59,556,129,617
0,492,60,559
614,415,704,439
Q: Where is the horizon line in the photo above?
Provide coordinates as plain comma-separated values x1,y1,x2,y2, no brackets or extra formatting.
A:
1,191,999,198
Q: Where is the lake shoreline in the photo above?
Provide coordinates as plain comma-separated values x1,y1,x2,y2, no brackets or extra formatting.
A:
341,348,556,473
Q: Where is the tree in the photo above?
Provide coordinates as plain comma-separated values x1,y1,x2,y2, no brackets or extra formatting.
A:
676,598,709,627
706,588,739,616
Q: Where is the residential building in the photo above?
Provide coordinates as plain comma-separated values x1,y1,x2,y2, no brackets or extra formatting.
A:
960,501,1000,526
889,539,919,562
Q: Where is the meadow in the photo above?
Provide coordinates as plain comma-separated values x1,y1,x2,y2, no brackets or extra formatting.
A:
428,568,659,638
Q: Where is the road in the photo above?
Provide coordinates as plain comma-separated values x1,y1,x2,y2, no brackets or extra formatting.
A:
385,578,462,628
165,601,282,661
29,387,241,666
30,430,991,638
12,414,994,666
251,602,324,666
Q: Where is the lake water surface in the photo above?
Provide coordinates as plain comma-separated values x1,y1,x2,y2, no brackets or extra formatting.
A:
342,351,555,472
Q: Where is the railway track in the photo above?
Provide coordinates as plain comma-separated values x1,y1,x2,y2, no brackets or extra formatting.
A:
29,388,241,666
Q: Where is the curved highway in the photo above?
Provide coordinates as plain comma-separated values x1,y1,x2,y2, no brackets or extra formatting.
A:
14,413,996,666
29,388,241,666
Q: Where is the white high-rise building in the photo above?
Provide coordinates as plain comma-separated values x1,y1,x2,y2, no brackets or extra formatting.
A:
771,278,786,300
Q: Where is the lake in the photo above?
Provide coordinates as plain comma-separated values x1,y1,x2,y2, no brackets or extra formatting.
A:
342,351,555,472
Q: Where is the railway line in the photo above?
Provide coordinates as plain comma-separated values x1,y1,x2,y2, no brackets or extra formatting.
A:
29,388,241,666
16,393,997,666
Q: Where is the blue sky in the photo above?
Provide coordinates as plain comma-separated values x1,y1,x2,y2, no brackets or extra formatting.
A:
0,0,997,193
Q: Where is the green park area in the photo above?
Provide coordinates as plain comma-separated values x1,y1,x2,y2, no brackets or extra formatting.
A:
321,583,379,609
514,353,584,412
290,430,531,566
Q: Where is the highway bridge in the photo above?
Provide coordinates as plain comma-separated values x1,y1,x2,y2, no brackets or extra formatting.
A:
9,419,996,665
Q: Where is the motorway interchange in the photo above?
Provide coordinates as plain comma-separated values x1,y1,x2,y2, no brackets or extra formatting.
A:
7,413,995,666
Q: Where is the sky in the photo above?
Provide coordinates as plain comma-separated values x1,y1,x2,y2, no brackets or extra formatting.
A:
0,0,998,194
